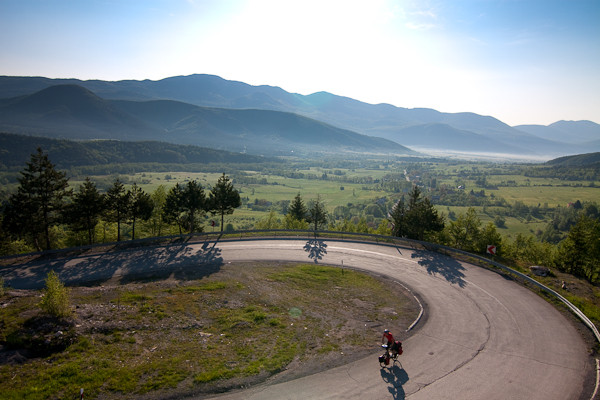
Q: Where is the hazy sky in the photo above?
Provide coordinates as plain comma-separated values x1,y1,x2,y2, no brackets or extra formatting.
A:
1,0,599,126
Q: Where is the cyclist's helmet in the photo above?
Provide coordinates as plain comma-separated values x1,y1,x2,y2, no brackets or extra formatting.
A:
384,329,389,333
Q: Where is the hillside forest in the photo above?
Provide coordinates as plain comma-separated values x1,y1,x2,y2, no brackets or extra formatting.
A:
1,147,599,289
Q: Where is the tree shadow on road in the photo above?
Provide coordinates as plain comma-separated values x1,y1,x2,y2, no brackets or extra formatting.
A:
411,249,466,288
116,239,223,284
304,239,327,263
3,239,224,289
380,363,409,399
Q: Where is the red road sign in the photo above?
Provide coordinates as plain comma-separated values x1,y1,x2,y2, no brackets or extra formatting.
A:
486,245,496,255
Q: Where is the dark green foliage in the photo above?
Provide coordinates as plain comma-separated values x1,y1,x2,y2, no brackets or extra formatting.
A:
556,215,600,283
105,179,131,241
2,148,71,250
478,222,503,255
183,181,207,234
129,183,154,240
544,205,581,236
64,177,105,245
288,193,308,222
389,197,407,238
505,233,553,266
445,207,481,252
209,174,241,233
545,152,600,167
148,185,167,237
163,181,207,234
307,196,328,232
163,183,186,234
493,215,506,228
389,186,444,241
0,132,273,171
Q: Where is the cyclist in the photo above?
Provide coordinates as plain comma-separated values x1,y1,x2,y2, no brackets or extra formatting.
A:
382,329,394,348
382,329,401,355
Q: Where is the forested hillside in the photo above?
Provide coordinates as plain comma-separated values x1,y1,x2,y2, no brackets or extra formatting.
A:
546,152,600,167
0,132,272,170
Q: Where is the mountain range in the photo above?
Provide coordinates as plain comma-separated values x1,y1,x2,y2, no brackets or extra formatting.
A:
0,74,599,159
0,84,410,156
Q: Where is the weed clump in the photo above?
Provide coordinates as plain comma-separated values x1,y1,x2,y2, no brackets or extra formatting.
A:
39,271,71,317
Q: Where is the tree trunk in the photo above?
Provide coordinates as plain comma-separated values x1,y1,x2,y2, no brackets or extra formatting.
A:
117,218,121,242
87,215,93,245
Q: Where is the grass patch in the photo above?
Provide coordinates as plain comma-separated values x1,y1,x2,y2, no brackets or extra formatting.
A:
175,281,227,292
565,295,600,325
0,262,417,399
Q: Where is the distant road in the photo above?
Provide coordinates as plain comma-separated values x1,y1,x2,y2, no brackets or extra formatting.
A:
1,239,594,399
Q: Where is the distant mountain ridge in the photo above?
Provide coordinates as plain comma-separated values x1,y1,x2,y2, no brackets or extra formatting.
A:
0,74,599,158
515,120,600,145
0,84,412,156
0,85,154,140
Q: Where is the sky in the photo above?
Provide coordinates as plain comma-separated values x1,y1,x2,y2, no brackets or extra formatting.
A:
1,0,599,126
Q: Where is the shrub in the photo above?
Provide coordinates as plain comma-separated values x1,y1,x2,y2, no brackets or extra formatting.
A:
39,271,71,317
0,276,5,297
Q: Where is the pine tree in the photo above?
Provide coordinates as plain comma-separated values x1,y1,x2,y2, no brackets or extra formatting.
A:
389,186,444,241
66,177,105,245
163,181,206,234
129,183,154,240
183,180,206,234
288,193,308,222
307,195,328,232
149,185,167,236
163,183,186,234
405,186,444,240
389,197,407,237
3,148,70,250
209,174,241,233
105,179,131,241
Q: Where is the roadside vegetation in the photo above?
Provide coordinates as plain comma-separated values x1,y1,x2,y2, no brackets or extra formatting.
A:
1,148,599,325
0,263,418,399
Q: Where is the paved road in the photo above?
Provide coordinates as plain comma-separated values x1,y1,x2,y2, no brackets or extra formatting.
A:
1,239,594,399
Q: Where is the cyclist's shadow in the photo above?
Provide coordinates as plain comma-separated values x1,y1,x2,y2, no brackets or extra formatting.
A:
380,363,409,400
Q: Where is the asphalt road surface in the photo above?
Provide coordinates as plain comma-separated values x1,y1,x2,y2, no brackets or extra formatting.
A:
2,238,594,399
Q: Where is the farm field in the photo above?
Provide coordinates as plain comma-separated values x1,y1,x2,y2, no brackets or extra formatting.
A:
490,185,599,207
65,159,599,238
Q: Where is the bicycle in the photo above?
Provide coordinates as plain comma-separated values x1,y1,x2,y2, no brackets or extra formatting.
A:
378,341,402,367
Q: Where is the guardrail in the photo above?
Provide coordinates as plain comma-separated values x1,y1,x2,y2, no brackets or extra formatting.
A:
2,229,598,344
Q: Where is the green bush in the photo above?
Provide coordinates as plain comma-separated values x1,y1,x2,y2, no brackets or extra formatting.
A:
39,271,71,317
0,276,5,297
